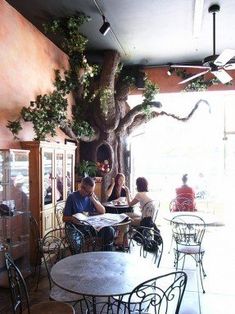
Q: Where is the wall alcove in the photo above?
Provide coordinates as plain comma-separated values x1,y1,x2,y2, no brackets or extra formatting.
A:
96,143,113,174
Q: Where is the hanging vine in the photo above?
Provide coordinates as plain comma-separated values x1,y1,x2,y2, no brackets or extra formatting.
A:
6,14,98,140
175,69,232,92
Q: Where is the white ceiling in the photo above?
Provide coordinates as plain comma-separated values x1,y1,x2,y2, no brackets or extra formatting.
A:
6,0,235,66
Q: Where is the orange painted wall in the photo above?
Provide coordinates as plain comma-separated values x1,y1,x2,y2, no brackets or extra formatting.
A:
0,0,73,148
1,1,235,150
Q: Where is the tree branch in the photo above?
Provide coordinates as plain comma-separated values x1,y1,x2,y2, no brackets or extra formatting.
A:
126,99,210,135
116,101,162,133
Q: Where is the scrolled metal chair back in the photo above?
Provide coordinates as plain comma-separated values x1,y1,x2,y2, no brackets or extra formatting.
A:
54,201,66,228
170,195,195,212
171,214,205,246
127,271,187,314
74,219,99,251
41,228,70,289
65,223,85,255
5,252,30,314
142,200,160,222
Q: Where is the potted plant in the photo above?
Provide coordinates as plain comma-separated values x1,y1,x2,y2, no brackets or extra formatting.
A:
77,160,97,178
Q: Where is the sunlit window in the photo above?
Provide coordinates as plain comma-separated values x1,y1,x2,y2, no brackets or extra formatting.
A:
128,91,235,220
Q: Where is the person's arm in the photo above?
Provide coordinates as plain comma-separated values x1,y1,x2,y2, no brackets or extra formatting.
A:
90,193,105,214
124,186,139,207
106,178,115,199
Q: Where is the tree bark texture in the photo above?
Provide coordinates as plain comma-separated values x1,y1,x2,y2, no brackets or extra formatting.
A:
62,50,210,200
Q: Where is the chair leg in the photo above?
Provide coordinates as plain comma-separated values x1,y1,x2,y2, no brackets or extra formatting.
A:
33,251,42,291
200,252,207,277
198,261,206,293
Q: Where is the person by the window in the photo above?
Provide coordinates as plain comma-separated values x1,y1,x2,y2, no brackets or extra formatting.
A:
174,174,196,211
124,177,155,226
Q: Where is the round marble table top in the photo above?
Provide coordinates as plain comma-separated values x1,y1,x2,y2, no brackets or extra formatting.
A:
51,251,166,297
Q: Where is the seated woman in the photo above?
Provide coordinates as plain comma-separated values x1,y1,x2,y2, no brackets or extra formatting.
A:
174,174,196,211
124,177,156,226
106,173,126,202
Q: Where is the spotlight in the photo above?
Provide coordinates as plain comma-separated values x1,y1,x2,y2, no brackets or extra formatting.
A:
167,67,175,76
99,15,110,36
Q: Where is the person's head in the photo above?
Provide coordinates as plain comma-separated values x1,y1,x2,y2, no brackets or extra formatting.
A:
80,177,95,197
136,177,148,192
115,173,125,187
182,174,188,184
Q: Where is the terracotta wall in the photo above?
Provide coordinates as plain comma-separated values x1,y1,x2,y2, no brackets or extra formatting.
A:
1,1,235,149
0,0,72,148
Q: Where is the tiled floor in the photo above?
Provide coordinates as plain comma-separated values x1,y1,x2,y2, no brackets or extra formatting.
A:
0,221,234,313
161,220,235,314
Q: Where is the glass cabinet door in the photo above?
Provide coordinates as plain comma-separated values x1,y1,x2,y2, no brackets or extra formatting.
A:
55,152,64,202
66,153,74,197
43,151,53,206
0,150,29,212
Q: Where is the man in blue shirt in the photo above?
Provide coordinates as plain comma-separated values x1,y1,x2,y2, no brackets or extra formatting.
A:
63,176,114,251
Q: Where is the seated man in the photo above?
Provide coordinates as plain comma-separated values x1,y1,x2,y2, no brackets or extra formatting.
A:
63,176,114,251
174,174,196,211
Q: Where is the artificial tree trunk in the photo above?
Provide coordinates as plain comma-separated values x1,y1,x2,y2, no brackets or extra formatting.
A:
63,50,210,199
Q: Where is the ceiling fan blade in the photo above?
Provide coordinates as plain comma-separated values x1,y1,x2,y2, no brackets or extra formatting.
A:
171,64,209,69
178,70,210,85
224,63,235,70
211,69,233,84
214,49,235,66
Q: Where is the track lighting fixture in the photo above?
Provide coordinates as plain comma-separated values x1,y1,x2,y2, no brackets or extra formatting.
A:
167,67,175,76
99,15,110,36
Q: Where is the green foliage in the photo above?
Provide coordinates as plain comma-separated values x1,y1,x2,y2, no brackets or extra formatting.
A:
142,79,160,105
6,119,22,139
77,160,97,177
141,79,160,116
176,69,232,92
71,120,95,138
43,15,90,56
21,91,68,140
99,87,113,116
54,69,77,95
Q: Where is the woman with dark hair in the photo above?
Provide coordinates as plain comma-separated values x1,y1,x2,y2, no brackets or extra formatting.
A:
124,177,155,225
106,173,126,201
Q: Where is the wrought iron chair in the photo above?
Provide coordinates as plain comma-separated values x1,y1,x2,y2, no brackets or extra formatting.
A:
5,252,75,314
65,222,85,254
123,226,163,266
72,219,100,251
113,218,131,250
127,271,187,314
55,200,66,228
168,196,196,253
41,228,84,308
169,195,196,212
29,214,43,290
142,199,160,223
171,214,206,293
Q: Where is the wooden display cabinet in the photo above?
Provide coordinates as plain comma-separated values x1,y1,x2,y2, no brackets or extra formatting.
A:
21,141,76,236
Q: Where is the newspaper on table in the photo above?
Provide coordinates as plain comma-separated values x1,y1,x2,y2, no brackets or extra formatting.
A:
72,213,129,231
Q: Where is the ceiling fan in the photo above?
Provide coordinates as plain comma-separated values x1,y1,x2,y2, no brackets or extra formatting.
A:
171,4,235,85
